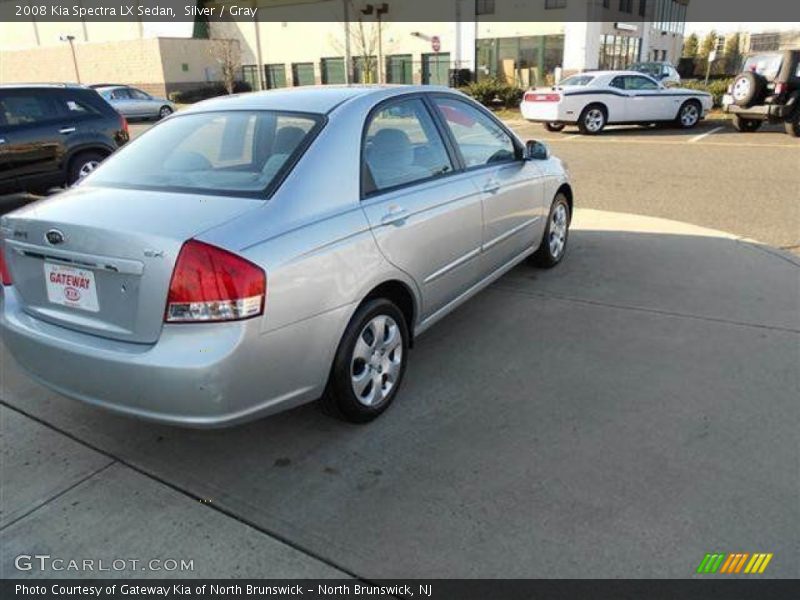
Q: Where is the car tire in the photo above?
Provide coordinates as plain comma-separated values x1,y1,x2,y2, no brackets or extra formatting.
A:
544,122,566,132
530,192,571,269
732,114,762,132
577,104,606,135
322,298,409,423
784,111,800,137
158,106,173,120
732,72,765,108
67,151,105,186
676,100,702,129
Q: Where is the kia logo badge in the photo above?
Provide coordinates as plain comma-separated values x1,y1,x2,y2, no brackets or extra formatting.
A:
45,229,65,245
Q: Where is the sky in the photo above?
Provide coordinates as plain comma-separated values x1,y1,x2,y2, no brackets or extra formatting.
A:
684,22,800,35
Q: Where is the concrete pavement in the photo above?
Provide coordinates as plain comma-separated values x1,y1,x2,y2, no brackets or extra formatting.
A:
1,209,798,579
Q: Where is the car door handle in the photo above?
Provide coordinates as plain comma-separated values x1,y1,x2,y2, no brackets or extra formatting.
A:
59,127,76,134
381,206,409,226
483,180,501,194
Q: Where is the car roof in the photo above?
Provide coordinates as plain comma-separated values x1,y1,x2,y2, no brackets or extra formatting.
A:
181,85,453,115
0,83,88,90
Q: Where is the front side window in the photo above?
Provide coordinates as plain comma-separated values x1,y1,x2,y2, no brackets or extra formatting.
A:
433,97,516,168
363,98,453,194
625,75,659,90
0,94,60,126
111,89,132,100
86,110,322,196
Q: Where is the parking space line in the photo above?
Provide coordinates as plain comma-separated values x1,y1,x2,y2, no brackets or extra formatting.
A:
550,137,799,149
689,126,725,143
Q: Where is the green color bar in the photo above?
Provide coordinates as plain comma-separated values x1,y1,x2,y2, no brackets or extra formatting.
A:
709,554,726,573
697,554,712,573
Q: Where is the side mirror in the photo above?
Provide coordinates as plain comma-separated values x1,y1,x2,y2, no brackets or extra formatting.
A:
525,140,550,161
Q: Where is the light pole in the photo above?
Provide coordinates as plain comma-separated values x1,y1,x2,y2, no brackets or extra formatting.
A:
360,3,389,84
59,35,81,83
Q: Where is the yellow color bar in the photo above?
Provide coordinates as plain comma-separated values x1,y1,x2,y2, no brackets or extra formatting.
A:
745,554,765,573
757,553,773,574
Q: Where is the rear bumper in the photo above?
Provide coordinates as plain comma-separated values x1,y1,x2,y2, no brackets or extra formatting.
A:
722,96,792,120
521,102,573,123
0,287,349,427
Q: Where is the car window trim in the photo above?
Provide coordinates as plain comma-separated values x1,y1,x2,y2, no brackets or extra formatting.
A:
428,92,524,174
359,92,463,201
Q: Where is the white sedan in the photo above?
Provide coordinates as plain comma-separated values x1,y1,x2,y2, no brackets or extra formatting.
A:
521,71,713,135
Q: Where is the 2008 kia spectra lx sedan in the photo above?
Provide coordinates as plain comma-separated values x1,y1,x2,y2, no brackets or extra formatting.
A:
0,86,572,426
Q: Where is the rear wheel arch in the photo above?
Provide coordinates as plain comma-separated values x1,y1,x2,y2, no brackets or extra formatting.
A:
362,280,417,346
64,145,112,172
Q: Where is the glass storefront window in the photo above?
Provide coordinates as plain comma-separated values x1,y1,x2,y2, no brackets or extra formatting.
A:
476,35,564,87
599,34,641,70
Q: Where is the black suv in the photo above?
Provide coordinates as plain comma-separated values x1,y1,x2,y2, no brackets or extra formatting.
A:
723,50,800,136
0,84,129,195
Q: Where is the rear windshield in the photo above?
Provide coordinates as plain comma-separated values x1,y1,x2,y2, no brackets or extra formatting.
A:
742,54,784,80
85,110,323,196
559,75,594,87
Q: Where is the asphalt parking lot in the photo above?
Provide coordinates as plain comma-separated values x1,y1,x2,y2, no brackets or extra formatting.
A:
1,116,799,580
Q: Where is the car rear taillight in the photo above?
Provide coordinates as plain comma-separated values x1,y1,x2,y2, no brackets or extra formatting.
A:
165,240,265,323
775,82,787,95
120,114,129,135
0,243,12,286
524,92,561,103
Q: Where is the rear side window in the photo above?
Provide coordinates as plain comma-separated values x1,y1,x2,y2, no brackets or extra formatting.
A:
85,110,322,196
58,93,101,116
363,98,453,195
433,97,516,168
560,75,594,86
0,94,60,126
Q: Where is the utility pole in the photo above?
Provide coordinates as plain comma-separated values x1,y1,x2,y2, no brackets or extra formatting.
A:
343,0,352,83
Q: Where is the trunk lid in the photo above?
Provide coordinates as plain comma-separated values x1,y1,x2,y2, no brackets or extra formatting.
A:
1,185,262,344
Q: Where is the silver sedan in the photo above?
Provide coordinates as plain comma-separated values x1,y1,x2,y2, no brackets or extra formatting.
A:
0,86,572,427
95,85,176,120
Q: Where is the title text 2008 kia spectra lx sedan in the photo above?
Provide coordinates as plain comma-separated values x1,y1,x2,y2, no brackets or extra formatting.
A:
0,86,572,426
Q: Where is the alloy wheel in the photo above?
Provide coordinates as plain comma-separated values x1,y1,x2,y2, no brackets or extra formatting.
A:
680,104,699,127
78,160,100,179
350,315,403,407
549,203,568,259
585,109,604,132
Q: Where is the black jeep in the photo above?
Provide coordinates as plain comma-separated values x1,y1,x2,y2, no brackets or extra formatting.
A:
723,50,800,136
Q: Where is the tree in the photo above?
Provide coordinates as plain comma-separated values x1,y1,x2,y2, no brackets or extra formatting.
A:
682,32,699,58
724,32,741,67
209,39,241,95
330,1,392,84
699,30,718,59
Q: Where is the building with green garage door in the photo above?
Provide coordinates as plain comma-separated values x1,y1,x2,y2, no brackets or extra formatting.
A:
422,53,451,85
386,54,413,84
292,62,316,86
265,64,287,89
321,57,346,84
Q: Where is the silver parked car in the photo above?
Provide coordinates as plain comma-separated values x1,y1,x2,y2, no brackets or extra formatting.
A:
0,86,573,427
94,85,176,120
